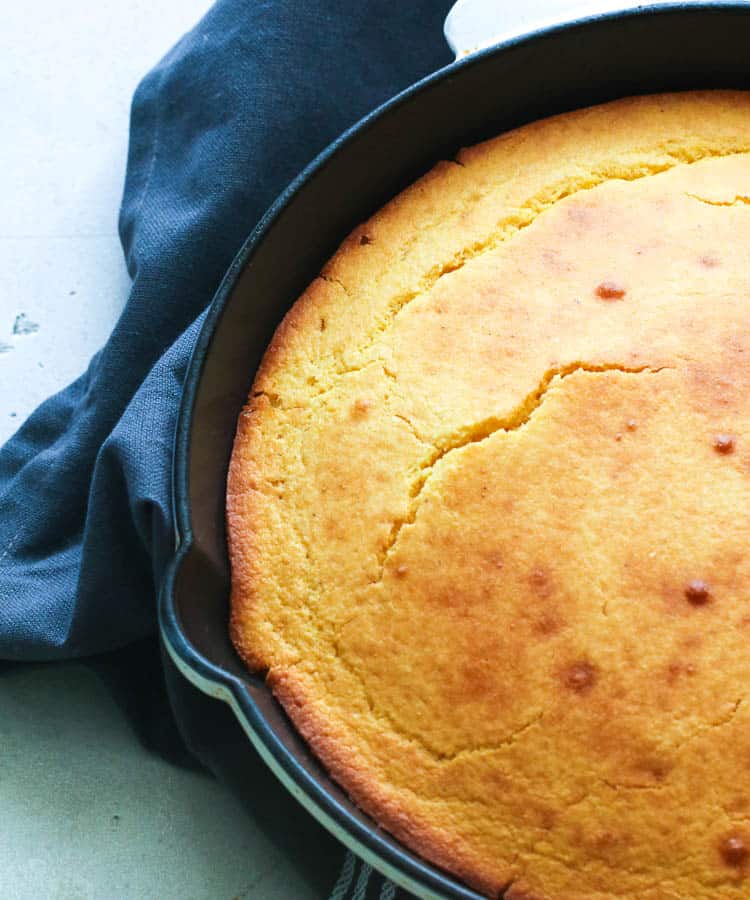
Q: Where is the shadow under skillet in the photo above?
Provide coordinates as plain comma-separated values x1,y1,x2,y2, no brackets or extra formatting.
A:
0,638,345,898
161,641,346,898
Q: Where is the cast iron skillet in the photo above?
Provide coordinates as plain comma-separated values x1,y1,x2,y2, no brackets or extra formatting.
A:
161,4,750,897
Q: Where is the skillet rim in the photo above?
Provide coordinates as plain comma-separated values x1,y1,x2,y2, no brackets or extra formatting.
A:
161,3,750,896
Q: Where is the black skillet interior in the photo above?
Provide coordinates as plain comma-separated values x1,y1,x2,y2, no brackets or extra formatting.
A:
162,4,750,897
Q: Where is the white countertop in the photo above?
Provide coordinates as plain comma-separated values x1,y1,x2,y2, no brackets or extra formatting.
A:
0,0,215,444
1,663,314,899
1,3,314,897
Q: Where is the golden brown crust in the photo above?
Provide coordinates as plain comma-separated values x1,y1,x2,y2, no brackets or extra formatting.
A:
227,91,750,898
268,666,507,897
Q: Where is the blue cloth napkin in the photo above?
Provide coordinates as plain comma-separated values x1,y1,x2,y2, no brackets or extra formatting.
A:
0,0,452,895
0,0,452,655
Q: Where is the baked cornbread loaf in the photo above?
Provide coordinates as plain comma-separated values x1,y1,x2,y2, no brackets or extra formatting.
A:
227,92,750,899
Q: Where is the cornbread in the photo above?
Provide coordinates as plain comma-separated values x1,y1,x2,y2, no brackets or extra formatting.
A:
227,92,750,899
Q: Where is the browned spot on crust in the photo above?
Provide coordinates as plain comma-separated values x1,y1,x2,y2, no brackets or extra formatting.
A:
626,418,638,430
591,830,625,853
685,580,711,605
667,660,698,684
537,806,559,830
456,658,506,704
323,516,347,541
528,567,553,598
351,398,372,419
700,253,721,268
682,633,703,650
595,280,627,300
720,833,750,867
534,613,563,637
561,661,598,694
716,379,740,409
714,433,737,454
395,564,409,578
486,552,504,570
725,796,750,815
635,755,672,782
359,234,373,245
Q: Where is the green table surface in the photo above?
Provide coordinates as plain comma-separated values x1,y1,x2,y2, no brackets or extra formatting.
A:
0,663,318,899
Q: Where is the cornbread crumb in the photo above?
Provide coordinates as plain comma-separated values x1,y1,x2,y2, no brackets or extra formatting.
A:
228,92,750,898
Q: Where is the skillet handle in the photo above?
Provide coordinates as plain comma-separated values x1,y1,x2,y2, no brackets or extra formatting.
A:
443,0,639,57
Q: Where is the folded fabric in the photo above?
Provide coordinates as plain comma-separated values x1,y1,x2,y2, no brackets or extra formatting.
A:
0,0,452,655
0,0,452,895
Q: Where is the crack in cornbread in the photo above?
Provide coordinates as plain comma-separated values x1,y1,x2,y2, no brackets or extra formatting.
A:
685,192,750,207
375,363,671,581
347,148,750,364
297,145,750,401
227,93,750,898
